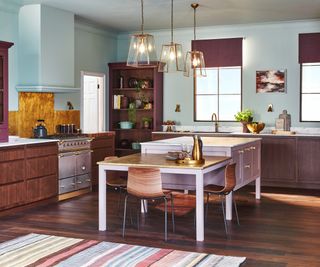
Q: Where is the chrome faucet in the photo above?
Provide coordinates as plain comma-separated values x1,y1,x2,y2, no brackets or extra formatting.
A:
211,112,219,132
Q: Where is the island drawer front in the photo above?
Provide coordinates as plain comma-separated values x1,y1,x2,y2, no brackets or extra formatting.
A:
25,143,58,158
0,182,25,209
0,159,24,184
26,175,58,202
0,147,24,162
26,155,58,179
90,138,114,149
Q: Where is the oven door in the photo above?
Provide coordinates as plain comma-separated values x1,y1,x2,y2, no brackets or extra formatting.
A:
76,149,92,176
58,151,76,179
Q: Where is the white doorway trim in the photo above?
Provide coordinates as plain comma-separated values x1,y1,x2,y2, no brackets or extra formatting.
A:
80,71,106,133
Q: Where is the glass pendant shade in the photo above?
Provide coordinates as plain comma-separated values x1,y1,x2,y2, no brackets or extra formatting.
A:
158,42,184,72
127,33,157,67
184,50,206,77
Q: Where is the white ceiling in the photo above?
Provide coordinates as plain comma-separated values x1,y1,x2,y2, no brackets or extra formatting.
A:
18,0,320,32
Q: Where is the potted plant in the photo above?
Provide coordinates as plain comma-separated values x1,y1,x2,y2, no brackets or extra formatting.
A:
128,102,136,127
234,109,254,133
141,117,152,129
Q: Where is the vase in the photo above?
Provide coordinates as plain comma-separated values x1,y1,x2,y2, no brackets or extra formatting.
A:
241,121,250,133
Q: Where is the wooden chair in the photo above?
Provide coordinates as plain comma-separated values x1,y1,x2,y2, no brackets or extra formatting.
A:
204,163,240,236
122,167,175,241
104,156,127,210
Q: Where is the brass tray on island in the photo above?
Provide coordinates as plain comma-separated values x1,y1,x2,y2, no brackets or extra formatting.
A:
175,158,205,165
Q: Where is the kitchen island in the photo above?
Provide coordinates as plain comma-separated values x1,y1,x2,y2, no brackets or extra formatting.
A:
141,136,262,220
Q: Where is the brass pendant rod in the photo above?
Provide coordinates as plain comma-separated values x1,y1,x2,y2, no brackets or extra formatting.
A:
191,3,199,41
141,0,144,34
171,0,173,43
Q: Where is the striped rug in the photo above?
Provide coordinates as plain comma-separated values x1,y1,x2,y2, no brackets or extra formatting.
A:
0,233,246,267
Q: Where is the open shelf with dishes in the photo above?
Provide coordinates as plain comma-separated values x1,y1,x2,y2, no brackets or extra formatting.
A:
108,62,163,156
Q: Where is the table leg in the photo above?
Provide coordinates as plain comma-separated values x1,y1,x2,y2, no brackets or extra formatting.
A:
195,171,204,242
141,199,148,213
99,166,107,231
255,177,261,199
226,192,232,220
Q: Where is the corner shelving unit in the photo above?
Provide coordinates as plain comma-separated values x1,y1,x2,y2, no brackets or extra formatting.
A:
108,62,163,156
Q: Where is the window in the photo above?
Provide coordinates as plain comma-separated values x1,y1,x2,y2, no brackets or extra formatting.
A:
301,63,320,121
195,67,241,121
299,33,320,121
192,38,243,121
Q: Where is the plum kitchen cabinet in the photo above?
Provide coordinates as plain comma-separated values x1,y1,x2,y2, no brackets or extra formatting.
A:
108,62,163,157
0,41,14,142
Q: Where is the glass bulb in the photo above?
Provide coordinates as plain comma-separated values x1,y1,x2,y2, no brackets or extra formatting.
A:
169,47,175,60
177,51,182,58
192,56,198,67
148,44,153,51
139,41,146,54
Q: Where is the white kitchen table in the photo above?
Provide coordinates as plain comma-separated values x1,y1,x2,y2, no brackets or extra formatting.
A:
97,153,231,242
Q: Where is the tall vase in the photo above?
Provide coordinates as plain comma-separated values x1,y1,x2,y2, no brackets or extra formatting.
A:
241,121,249,133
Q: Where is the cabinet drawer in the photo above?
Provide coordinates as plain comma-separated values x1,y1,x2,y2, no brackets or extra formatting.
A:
76,174,91,189
0,147,24,162
0,182,25,209
26,155,58,179
26,175,58,202
26,143,58,158
59,177,76,194
90,138,114,149
0,160,24,184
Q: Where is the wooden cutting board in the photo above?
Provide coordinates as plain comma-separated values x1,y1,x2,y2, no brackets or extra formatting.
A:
271,130,296,135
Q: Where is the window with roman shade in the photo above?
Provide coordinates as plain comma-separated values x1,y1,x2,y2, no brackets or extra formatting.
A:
193,38,243,121
299,33,320,122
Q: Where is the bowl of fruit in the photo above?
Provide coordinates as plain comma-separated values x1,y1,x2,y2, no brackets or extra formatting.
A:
246,122,265,134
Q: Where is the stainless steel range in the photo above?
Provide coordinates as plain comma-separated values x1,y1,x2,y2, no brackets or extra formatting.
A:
55,136,92,198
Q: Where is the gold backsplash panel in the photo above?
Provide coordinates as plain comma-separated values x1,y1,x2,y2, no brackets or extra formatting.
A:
9,93,80,137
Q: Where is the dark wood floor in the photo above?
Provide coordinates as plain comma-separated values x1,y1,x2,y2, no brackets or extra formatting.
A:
0,186,319,267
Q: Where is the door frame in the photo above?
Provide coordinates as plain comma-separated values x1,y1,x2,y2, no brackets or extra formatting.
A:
80,71,106,132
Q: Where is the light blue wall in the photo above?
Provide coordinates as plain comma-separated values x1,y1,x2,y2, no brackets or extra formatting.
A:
0,2,19,110
117,20,320,127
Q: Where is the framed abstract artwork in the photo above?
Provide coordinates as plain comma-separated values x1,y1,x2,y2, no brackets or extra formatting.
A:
256,70,286,93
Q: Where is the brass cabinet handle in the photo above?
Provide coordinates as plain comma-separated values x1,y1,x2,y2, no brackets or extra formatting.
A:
244,164,251,168
245,148,251,151
250,146,256,150
238,150,244,154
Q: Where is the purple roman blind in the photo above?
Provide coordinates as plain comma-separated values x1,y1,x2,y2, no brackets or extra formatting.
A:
299,33,320,63
192,38,243,67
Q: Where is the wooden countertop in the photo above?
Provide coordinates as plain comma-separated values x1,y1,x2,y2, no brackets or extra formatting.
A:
98,153,231,170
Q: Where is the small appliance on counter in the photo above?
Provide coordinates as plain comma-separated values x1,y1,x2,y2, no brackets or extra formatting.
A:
33,119,48,138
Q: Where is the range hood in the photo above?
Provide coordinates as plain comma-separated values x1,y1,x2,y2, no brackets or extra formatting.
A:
16,4,79,93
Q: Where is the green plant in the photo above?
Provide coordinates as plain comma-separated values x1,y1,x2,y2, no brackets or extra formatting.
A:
142,116,152,123
128,103,136,124
234,109,254,122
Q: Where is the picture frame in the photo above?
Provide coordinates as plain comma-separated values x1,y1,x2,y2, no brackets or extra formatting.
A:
256,70,286,93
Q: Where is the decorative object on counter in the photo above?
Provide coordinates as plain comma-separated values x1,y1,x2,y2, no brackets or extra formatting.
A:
176,134,205,165
56,124,77,134
131,141,141,150
278,109,291,131
184,3,206,78
267,104,273,112
158,0,184,73
175,104,181,112
119,121,133,129
141,117,152,129
126,0,157,67
256,70,286,93
33,119,48,138
246,122,265,134
234,109,254,133
162,120,176,132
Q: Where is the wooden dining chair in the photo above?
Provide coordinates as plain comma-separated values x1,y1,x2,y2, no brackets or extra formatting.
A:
104,156,127,211
204,163,240,236
122,167,175,241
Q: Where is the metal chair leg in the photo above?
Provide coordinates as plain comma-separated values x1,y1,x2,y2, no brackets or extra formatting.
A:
233,193,240,225
164,197,168,241
136,198,140,231
170,194,175,233
122,194,128,238
221,196,228,236
205,193,210,223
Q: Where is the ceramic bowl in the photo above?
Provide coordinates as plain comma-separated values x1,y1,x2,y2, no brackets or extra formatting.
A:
246,122,265,134
119,121,133,129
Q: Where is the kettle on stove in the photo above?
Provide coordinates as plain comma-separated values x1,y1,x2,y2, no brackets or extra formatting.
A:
33,119,48,138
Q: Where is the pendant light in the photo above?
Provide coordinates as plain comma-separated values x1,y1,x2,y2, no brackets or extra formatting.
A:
127,0,157,67
184,3,206,77
158,0,184,72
